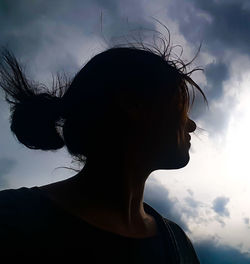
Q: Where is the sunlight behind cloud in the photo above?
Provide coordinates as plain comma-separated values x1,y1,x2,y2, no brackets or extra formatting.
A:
154,71,250,254
225,74,250,188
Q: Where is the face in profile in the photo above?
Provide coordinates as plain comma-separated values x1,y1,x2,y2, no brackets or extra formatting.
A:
154,119,196,170
176,117,196,168
141,95,197,171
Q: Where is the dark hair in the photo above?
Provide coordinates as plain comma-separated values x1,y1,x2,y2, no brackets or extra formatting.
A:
0,29,207,171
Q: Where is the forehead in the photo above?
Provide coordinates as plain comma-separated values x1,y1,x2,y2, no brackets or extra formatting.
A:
151,86,188,122
151,81,182,105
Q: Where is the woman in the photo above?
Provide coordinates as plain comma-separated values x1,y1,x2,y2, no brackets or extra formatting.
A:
0,40,206,262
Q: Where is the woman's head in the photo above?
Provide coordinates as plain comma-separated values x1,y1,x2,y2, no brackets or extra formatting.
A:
0,43,207,172
60,47,205,167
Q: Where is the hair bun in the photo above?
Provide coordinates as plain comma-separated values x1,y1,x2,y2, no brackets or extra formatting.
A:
21,93,63,120
10,93,65,150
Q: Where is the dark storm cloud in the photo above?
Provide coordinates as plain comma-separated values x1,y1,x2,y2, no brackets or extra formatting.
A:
212,196,230,217
194,238,250,264
167,0,250,135
2,0,242,138
0,157,16,175
0,0,155,64
146,179,213,230
0,0,81,77
204,61,229,101
189,0,250,55
144,176,189,231
193,61,231,135
168,0,250,56
0,157,17,189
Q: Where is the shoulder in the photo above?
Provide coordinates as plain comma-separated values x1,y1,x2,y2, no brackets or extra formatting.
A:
162,218,200,263
0,187,43,230
162,217,191,242
0,187,30,218
0,187,28,215
0,186,35,210
0,187,51,254
0,187,30,242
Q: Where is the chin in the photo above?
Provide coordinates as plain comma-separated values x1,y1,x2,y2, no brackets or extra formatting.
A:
174,157,190,169
166,160,189,170
176,153,190,168
172,148,191,169
153,153,190,170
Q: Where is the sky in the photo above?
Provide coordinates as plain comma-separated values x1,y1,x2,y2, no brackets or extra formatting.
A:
1,0,250,263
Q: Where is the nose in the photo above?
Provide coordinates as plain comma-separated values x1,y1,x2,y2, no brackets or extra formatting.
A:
186,118,196,133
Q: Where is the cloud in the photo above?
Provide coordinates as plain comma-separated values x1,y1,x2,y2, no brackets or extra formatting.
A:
204,61,229,101
145,178,250,261
0,0,160,92
0,157,17,189
212,196,230,217
0,0,155,56
3,0,243,139
194,238,250,264
187,188,194,196
193,92,236,141
184,196,200,208
181,195,212,226
144,176,189,231
168,0,250,56
214,215,226,228
244,218,249,225
190,0,250,55
243,217,250,229
145,178,231,230
145,178,220,230
166,0,250,137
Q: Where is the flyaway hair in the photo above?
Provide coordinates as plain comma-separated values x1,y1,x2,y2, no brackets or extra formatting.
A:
0,23,207,171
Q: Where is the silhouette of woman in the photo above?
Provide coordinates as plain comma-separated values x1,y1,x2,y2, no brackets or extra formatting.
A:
0,40,207,262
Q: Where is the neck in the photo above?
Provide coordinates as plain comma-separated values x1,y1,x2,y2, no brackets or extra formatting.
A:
66,156,149,228
39,147,158,237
